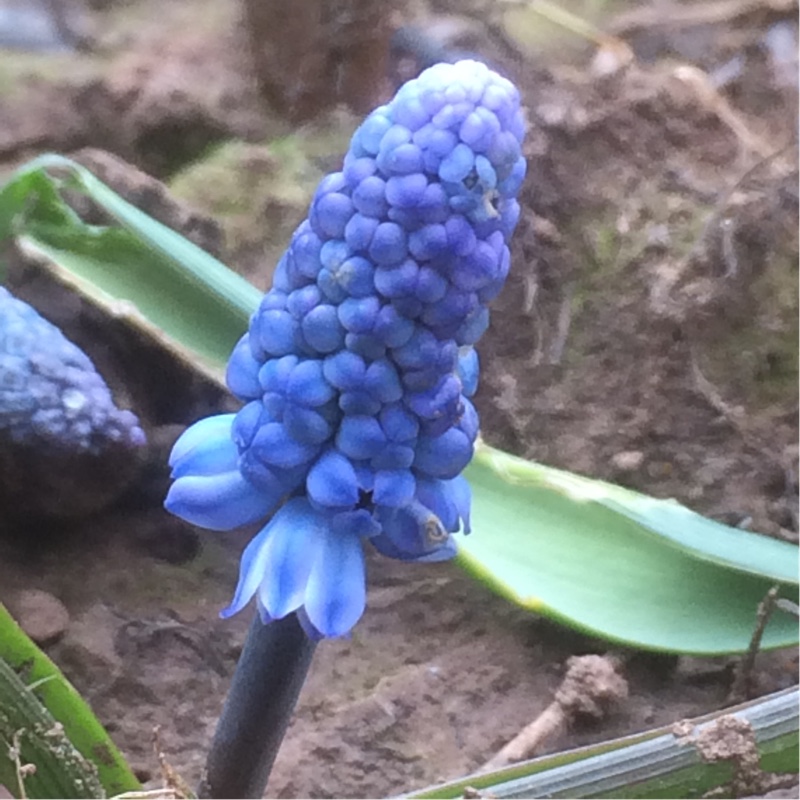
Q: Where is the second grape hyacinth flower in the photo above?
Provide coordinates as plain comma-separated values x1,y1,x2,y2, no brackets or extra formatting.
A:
166,59,526,638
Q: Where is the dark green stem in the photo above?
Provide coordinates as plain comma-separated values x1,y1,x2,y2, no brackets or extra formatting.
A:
199,612,317,799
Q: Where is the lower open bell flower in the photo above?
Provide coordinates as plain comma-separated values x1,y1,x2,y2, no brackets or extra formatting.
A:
216,496,366,639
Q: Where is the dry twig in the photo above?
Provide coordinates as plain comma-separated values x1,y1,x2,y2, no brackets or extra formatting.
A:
547,283,574,365
481,655,628,771
151,726,192,800
728,587,780,704
609,0,796,36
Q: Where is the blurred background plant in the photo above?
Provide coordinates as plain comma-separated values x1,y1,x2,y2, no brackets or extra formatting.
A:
0,0,797,798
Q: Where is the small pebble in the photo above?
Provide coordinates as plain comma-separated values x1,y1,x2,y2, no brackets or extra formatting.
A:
9,589,70,645
611,450,645,471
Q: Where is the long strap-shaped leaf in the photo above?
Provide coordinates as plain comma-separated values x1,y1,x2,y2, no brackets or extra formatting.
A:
471,445,796,583
0,605,140,798
463,444,798,653
0,656,105,799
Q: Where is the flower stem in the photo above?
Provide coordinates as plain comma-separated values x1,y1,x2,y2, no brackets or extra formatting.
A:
199,612,317,799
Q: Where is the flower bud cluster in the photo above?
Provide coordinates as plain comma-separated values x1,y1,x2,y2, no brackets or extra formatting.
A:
0,287,146,453
167,60,526,638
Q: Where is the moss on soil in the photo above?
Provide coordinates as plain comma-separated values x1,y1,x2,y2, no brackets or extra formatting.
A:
168,117,357,285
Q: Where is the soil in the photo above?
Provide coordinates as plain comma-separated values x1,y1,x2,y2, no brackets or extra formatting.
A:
0,1,797,798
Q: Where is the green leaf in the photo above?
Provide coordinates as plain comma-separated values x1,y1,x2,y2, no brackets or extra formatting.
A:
406,687,799,799
461,444,798,654
0,657,105,799
0,155,260,385
602,497,796,584
475,446,796,584
0,604,140,798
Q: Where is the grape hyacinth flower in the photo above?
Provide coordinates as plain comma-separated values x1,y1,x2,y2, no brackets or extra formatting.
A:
0,286,145,452
166,59,526,639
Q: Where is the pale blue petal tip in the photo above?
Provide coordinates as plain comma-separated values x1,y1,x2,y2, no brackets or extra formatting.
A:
221,520,273,618
295,607,327,641
170,430,239,479
305,530,366,638
450,474,473,534
254,597,274,625
258,498,327,619
169,414,236,468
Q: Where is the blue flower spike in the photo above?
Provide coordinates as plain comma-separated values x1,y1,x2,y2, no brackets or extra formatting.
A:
165,60,526,640
0,287,146,452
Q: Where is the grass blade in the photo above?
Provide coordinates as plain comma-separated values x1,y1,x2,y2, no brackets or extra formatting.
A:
0,604,140,797
407,687,799,799
0,657,106,799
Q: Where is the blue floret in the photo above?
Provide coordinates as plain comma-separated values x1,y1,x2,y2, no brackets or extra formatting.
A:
166,59,526,638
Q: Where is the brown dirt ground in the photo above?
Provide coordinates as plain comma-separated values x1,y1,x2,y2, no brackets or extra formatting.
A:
0,1,797,798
